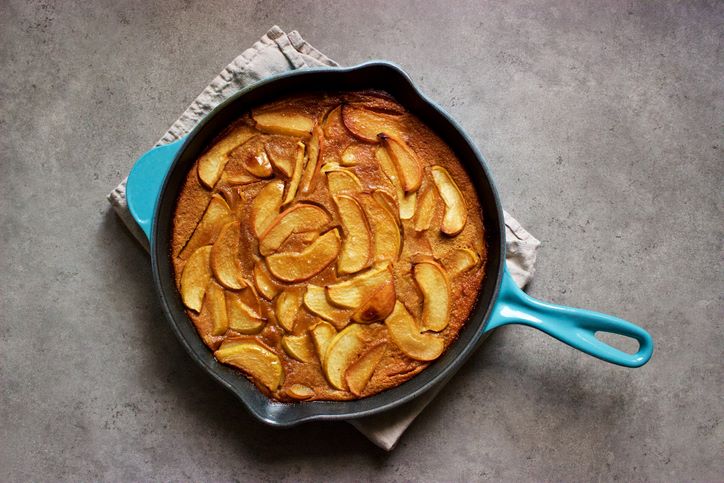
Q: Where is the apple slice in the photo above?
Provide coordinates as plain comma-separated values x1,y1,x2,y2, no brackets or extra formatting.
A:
253,260,279,300
431,166,467,236
375,146,417,219
179,194,233,259
413,260,451,332
345,342,386,396
226,290,265,334
385,301,445,361
414,187,437,232
205,281,228,336
250,180,285,238
303,285,350,328
325,263,393,309
372,190,400,226
351,278,396,323
340,144,366,166
379,134,423,193
197,125,256,189
361,194,401,263
265,141,295,177
180,245,213,312
287,384,315,400
266,229,341,282
221,171,258,185
210,221,246,290
448,248,480,276
299,126,322,194
310,321,337,364
281,334,315,363
341,105,401,142
275,289,303,332
323,166,363,195
323,323,368,390
252,110,314,137
244,149,273,178
258,203,331,256
334,195,372,275
282,142,306,205
321,105,346,138
215,340,283,391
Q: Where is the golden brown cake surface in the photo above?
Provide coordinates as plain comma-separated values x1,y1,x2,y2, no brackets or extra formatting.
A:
171,91,486,401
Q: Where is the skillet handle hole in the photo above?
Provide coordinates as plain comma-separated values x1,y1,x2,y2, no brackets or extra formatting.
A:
595,331,640,355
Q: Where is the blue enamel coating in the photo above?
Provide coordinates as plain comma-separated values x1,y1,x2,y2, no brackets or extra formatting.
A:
126,138,185,240
486,269,653,367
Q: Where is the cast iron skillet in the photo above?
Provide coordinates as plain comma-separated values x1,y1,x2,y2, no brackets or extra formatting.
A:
126,62,653,426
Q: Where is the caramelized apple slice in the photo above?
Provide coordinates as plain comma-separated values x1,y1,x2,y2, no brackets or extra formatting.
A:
205,281,228,336
250,180,284,238
281,334,315,363
266,229,341,282
299,126,322,194
303,285,350,328
265,141,294,177
210,221,246,290
310,320,337,364
215,340,283,391
447,248,480,276
252,110,314,137
345,342,386,396
322,105,344,138
375,146,417,219
282,142,306,205
340,144,367,166
323,324,367,390
413,260,451,332
326,263,393,309
385,301,445,361
180,245,213,312
372,190,400,226
197,125,256,189
287,384,315,400
226,290,265,334
431,166,467,236
253,260,279,300
221,171,258,185
179,194,233,259
275,289,303,332
361,194,402,263
323,164,363,195
379,134,423,193
334,195,372,275
244,149,273,178
414,187,437,232
342,105,401,142
351,278,396,323
258,203,331,256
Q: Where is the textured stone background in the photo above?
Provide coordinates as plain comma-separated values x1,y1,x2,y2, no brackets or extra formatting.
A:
1,0,722,481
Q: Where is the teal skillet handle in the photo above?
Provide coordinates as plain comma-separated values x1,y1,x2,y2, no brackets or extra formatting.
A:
486,269,654,367
126,138,185,241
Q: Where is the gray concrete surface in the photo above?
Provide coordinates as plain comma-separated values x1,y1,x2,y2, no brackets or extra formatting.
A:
1,0,722,481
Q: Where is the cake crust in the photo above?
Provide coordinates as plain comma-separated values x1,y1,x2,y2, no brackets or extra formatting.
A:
171,91,486,401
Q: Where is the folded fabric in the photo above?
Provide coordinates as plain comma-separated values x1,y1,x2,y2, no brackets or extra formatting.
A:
107,25,540,451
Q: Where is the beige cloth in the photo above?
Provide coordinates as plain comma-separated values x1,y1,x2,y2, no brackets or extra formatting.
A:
107,26,540,451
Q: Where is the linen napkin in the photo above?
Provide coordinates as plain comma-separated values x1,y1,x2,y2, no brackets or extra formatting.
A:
108,26,540,450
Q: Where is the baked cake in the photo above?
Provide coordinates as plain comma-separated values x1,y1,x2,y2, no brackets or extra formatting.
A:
171,91,486,401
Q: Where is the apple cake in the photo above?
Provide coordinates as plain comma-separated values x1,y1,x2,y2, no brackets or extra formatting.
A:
171,91,486,401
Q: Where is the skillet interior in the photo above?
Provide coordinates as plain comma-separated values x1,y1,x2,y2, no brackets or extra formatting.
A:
151,62,505,426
